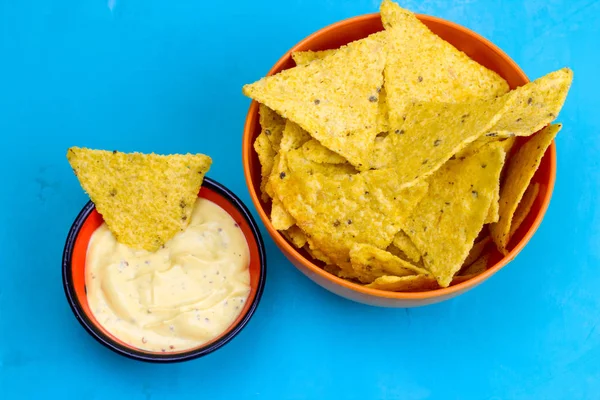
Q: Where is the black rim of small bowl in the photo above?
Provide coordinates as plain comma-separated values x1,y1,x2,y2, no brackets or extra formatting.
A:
62,177,267,363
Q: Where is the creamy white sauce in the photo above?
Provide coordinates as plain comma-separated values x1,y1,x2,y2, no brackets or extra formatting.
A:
85,198,250,353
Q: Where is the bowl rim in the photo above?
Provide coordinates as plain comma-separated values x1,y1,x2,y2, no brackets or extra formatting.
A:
242,12,557,301
62,176,267,362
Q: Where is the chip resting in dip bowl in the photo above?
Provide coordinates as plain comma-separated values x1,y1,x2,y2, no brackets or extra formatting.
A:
63,148,266,362
242,0,572,307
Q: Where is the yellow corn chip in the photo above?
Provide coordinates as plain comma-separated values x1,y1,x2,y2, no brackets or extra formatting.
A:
272,147,427,275
485,185,501,224
279,120,312,152
271,197,295,230
266,121,313,198
292,49,337,65
405,143,505,287
67,147,212,252
259,104,286,152
301,139,348,164
283,225,308,248
460,253,490,276
305,239,333,265
486,68,572,138
366,275,440,292
376,86,390,133
349,243,430,283
292,48,389,134
462,236,491,268
392,230,421,263
243,32,386,169
510,182,540,238
491,125,561,253
380,0,509,125
457,136,516,159
370,97,509,185
254,132,276,202
323,263,342,276
386,243,425,267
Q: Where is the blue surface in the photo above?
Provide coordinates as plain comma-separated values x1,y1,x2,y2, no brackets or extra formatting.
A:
0,0,598,398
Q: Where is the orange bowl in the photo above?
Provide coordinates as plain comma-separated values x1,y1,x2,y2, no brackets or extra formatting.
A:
62,177,267,361
242,13,556,307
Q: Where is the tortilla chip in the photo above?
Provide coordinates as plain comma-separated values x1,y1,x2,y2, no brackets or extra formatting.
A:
292,49,337,65
485,186,501,223
457,136,516,159
279,120,312,152
462,236,491,268
349,243,430,283
380,0,509,125
259,104,286,152
322,264,342,276
272,146,428,276
283,225,308,248
405,143,505,287
491,124,561,254
370,97,509,185
392,230,421,263
375,86,390,133
305,240,333,265
67,147,212,252
266,121,313,198
510,183,540,238
460,253,490,276
292,48,389,134
301,139,348,164
243,32,386,169
254,132,276,202
365,275,439,292
486,68,573,138
271,197,295,230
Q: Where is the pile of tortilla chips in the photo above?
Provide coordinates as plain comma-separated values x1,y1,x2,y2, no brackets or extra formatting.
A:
243,0,572,291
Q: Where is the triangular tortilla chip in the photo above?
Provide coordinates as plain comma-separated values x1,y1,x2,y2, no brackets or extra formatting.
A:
243,32,386,170
369,68,570,186
259,104,286,152
350,243,430,283
282,225,308,249
271,146,427,276
462,236,491,269
301,139,348,164
292,46,390,137
369,97,509,185
460,253,490,276
391,230,421,263
292,49,337,66
405,142,505,287
67,147,212,251
491,124,561,254
510,183,540,238
254,131,276,202
486,68,572,138
380,0,509,125
271,197,295,230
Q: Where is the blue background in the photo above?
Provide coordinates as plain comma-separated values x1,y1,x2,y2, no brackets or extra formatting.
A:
0,0,598,398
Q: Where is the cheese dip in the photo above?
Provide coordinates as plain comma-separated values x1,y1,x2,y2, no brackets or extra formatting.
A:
85,198,251,353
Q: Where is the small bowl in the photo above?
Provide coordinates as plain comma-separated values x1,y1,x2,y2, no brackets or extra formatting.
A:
242,13,556,307
63,177,266,362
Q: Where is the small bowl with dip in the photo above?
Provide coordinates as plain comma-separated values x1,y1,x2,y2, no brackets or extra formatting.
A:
62,177,266,362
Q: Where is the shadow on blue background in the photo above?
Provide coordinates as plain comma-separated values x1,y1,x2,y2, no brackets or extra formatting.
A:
0,0,598,399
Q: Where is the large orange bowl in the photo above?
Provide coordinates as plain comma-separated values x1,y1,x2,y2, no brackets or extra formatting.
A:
242,13,556,307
